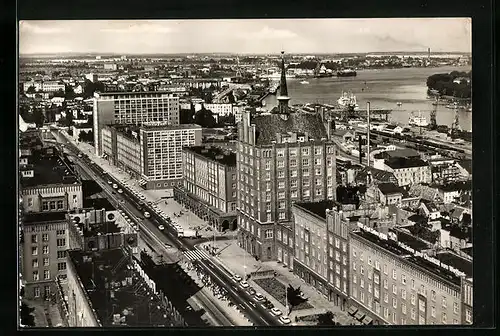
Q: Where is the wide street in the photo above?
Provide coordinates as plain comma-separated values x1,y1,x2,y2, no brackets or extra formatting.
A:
51,127,282,327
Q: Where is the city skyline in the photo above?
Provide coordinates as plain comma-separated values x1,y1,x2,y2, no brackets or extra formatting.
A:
19,18,472,55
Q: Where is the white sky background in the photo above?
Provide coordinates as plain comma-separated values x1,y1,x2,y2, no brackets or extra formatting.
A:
19,18,471,55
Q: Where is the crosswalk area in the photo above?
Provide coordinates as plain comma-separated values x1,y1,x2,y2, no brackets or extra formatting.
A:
183,249,212,261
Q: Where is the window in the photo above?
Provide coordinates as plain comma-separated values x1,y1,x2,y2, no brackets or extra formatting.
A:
360,278,365,288
383,264,388,274
57,251,66,259
384,292,388,303
453,302,459,314
43,245,49,254
383,279,388,289
57,200,64,209
465,309,472,323
374,273,380,285
402,302,407,315
33,271,39,281
431,306,436,317
56,230,65,236
335,276,340,289
58,262,66,271
431,290,436,301
43,258,49,266
353,250,357,258
353,274,357,284
401,289,407,300
411,308,416,320
302,169,309,177
411,293,416,305
360,265,364,275
401,274,407,285
393,298,397,309
353,287,357,298
315,168,321,175
411,279,415,290
265,229,273,239
368,283,372,293
44,270,50,280
352,261,356,271
342,242,347,253
314,147,322,155
383,307,389,319
442,312,447,324
419,315,426,325
392,284,397,295
42,233,49,242
392,269,397,280
31,235,38,244
32,246,38,256
375,302,381,314
32,259,38,268
392,313,397,324
335,264,341,275
42,202,49,211
401,318,407,325
360,292,365,303
368,256,372,266
442,297,447,308
302,158,309,166
302,148,309,156
374,287,379,299
34,287,40,298
57,238,66,247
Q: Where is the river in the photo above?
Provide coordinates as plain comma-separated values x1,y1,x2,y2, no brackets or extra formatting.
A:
263,65,472,131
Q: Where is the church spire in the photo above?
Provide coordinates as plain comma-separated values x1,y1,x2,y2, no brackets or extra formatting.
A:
277,51,290,114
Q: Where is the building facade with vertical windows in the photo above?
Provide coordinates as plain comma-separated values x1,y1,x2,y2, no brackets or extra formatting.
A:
348,223,470,325
93,91,180,156
21,212,69,300
174,145,238,231
275,222,294,269
101,123,202,190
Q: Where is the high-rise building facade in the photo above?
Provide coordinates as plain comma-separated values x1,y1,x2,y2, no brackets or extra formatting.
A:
236,52,337,261
93,91,180,156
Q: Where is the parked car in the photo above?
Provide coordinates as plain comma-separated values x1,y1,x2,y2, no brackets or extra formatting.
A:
233,274,242,282
248,288,256,295
117,189,123,194
239,281,249,288
271,308,282,316
280,316,291,324
158,225,165,231
264,302,274,310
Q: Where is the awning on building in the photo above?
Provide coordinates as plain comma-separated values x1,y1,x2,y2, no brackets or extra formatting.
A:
354,311,366,321
362,316,373,325
347,305,358,316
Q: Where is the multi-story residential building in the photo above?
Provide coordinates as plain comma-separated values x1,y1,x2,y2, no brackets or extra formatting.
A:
348,223,471,325
275,222,294,269
203,103,234,116
236,52,337,261
101,122,202,190
20,146,83,213
461,277,473,324
23,80,66,93
93,91,180,156
174,145,238,231
21,212,70,300
373,157,432,186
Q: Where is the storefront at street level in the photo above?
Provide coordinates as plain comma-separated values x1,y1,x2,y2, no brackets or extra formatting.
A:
173,186,237,232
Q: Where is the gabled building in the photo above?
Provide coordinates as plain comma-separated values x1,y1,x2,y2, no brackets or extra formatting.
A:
236,52,337,261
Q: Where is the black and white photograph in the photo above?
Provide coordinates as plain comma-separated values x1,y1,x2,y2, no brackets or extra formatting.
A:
18,18,474,328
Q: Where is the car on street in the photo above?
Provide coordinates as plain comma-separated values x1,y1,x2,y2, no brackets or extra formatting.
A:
239,280,249,288
112,184,118,189
144,212,151,218
147,201,153,205
140,195,146,200
248,287,256,295
233,274,242,282
118,189,123,193
107,181,113,185
280,316,291,324
264,301,274,310
271,308,282,316
158,225,165,231
254,293,264,301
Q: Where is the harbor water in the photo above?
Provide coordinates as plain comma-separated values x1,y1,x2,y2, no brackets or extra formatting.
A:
263,65,472,131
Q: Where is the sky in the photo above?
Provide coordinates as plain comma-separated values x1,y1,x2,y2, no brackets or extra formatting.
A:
19,18,472,55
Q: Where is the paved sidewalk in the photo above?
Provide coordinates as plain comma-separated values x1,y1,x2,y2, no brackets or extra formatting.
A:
199,239,361,326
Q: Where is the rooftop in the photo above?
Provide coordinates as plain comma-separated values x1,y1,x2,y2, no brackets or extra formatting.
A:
23,211,67,225
376,148,421,160
438,180,472,192
251,112,328,145
294,200,338,220
355,166,398,185
20,147,80,188
378,182,404,195
354,228,464,287
95,91,179,98
389,228,429,251
68,248,174,327
385,157,428,170
140,122,202,131
73,219,122,238
184,145,236,167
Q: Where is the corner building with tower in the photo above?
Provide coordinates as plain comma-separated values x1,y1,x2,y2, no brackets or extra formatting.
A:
236,52,337,261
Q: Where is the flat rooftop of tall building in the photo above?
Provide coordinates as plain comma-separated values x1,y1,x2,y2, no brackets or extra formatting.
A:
385,157,428,169
68,248,172,327
353,229,411,257
389,228,430,251
184,145,236,167
294,200,338,220
435,251,472,277
23,211,67,225
73,220,121,237
20,149,80,188
140,122,202,131
95,91,179,97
